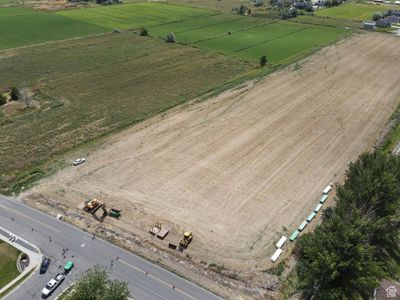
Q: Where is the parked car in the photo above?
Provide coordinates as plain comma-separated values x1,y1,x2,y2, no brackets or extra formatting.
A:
39,257,50,274
73,158,86,166
41,273,64,297
64,261,74,274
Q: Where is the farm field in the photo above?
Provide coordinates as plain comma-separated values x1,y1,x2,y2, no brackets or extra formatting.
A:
290,15,363,29
194,21,346,64
0,3,216,49
23,33,400,270
150,15,347,64
160,0,247,11
0,6,106,50
149,14,272,43
0,32,252,192
55,2,215,30
0,2,347,64
315,2,398,20
149,13,270,43
123,0,248,11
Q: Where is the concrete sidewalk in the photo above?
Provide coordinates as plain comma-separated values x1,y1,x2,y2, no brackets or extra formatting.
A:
0,226,42,296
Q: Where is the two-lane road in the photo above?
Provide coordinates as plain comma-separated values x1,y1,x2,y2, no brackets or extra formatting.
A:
0,195,222,300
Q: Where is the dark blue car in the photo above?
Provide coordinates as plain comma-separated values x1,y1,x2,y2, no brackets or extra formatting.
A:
40,257,50,274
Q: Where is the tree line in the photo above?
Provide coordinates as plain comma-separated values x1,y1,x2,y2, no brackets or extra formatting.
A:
295,152,400,299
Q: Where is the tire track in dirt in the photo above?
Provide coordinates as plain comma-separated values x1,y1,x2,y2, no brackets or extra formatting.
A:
24,33,400,271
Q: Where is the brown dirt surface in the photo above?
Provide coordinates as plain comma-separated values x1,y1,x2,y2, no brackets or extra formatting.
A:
22,32,400,291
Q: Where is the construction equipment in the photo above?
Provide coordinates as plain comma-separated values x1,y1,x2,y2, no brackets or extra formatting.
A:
168,243,177,250
108,208,121,219
149,222,161,235
83,198,103,213
179,231,193,249
149,222,169,239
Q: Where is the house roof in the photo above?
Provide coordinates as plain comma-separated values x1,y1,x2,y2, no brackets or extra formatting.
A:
386,15,400,23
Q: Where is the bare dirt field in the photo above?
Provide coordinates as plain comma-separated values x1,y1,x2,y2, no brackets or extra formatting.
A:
23,33,400,276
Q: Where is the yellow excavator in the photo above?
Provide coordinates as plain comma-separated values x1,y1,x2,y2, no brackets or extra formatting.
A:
179,231,193,249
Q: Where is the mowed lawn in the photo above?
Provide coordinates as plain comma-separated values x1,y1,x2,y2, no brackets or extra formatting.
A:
0,242,20,289
55,2,216,29
0,7,106,50
315,2,398,20
205,22,345,64
0,32,252,192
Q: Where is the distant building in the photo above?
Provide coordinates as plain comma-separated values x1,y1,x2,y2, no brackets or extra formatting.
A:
390,10,400,17
376,19,390,27
311,0,324,5
386,15,400,24
363,21,376,30
374,280,400,300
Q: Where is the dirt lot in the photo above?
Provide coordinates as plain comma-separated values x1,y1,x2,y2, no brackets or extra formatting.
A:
23,33,400,275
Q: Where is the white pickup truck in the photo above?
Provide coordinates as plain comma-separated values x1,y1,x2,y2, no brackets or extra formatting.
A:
42,273,65,297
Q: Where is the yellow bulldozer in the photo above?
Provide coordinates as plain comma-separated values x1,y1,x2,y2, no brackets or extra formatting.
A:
179,231,193,249
83,198,103,213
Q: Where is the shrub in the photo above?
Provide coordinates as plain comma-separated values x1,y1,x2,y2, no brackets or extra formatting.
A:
238,4,247,15
372,12,382,21
139,27,148,36
260,55,267,67
0,94,6,106
166,33,176,43
281,7,298,19
10,86,20,100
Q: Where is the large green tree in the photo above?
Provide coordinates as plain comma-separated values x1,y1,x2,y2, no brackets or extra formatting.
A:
295,152,400,299
66,266,130,300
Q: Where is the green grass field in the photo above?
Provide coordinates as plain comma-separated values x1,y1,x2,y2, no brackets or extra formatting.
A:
149,13,271,43
55,2,215,30
290,14,363,29
149,14,346,64
156,20,347,64
0,7,106,50
124,0,248,12
315,2,398,21
0,3,347,60
0,242,20,289
0,32,252,192
0,3,216,50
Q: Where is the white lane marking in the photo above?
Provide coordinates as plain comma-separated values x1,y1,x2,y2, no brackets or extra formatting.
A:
118,259,197,300
0,203,61,233
113,270,171,300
